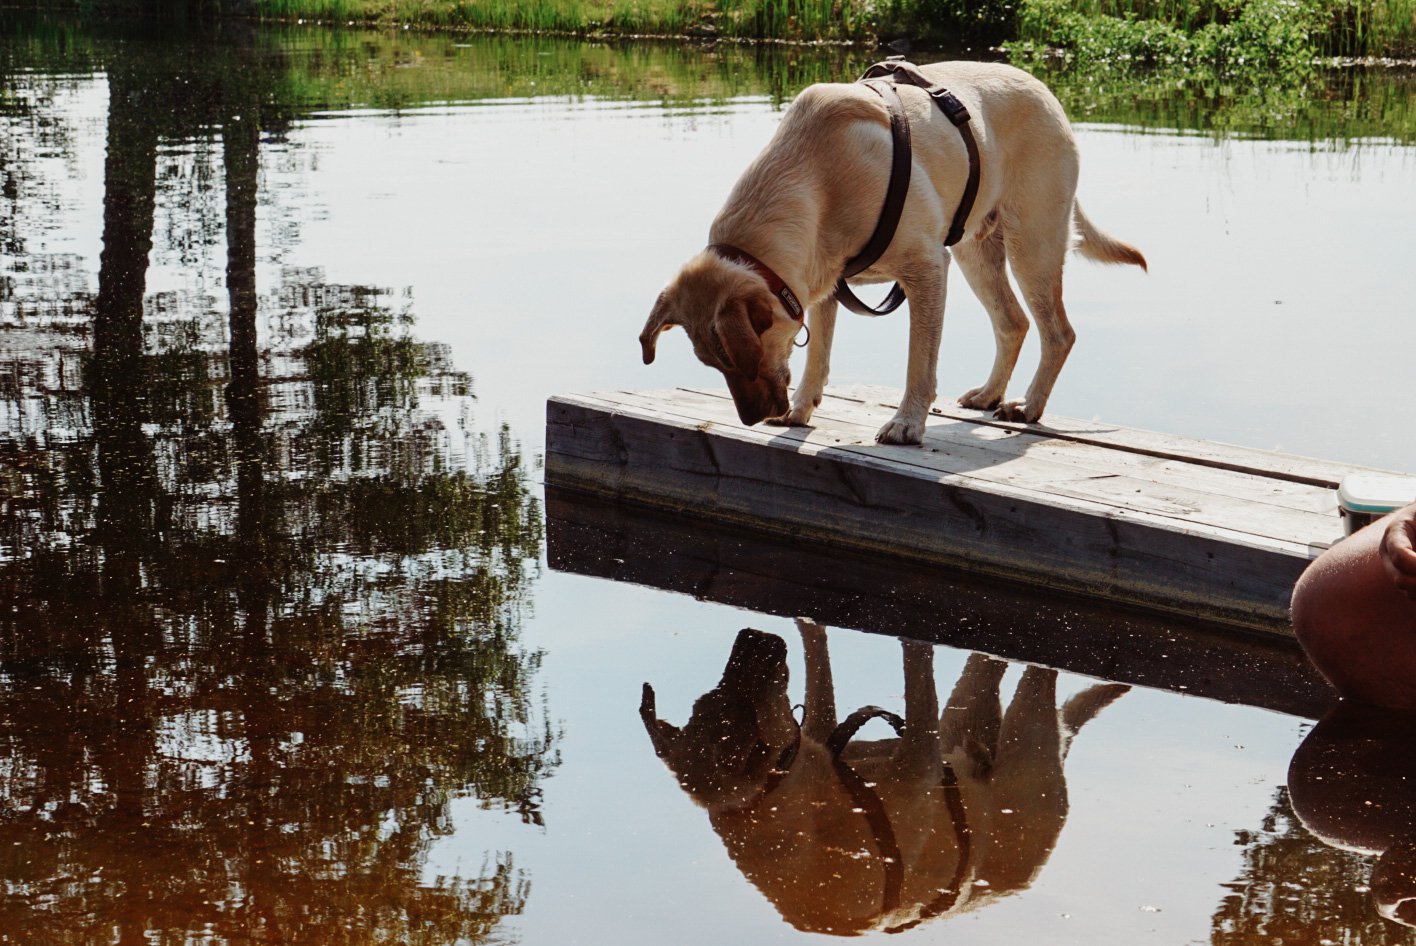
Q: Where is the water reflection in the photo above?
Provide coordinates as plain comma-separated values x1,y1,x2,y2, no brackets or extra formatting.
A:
3,10,1412,142
7,11,1416,945
0,15,552,945
1283,706,1416,935
641,620,1128,934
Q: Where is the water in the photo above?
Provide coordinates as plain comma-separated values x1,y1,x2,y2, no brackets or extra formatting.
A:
2,15,1416,944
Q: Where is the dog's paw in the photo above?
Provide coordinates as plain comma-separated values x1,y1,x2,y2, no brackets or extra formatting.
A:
783,401,818,427
875,414,925,445
765,403,814,428
958,386,1003,411
995,399,1044,423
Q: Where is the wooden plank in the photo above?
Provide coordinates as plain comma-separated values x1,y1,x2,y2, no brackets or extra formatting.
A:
639,387,1344,541
834,383,1393,488
546,488,1334,720
710,387,1343,516
585,387,1340,558
546,389,1325,633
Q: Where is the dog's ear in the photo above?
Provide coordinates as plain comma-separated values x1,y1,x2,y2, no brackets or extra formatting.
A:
639,292,676,365
640,683,681,758
746,292,776,335
714,297,763,382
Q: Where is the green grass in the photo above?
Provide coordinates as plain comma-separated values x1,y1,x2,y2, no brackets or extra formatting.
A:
7,0,1416,73
1008,0,1416,67
239,0,1416,57
249,0,877,39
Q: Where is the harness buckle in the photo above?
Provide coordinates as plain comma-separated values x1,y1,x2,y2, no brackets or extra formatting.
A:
930,88,972,127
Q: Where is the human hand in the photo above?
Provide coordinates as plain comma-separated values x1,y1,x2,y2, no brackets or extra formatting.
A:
1380,503,1416,601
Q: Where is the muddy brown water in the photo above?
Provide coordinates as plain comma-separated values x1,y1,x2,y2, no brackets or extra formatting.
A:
3,15,1416,944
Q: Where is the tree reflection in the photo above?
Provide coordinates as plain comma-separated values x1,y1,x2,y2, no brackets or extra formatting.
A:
0,20,553,946
1218,705,1416,945
1213,703,1416,945
1210,788,1412,945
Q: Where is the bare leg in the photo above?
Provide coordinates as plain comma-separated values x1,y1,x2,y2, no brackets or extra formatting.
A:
877,250,949,445
998,210,1074,423
939,652,1006,777
983,667,1069,892
898,640,941,775
953,228,1028,412
1293,511,1416,709
783,298,838,427
795,619,838,743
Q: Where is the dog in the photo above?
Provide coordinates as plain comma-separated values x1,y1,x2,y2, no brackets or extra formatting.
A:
638,60,1145,445
640,622,1128,933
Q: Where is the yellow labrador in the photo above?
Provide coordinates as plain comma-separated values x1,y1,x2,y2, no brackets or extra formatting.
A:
641,622,1128,933
638,61,1145,444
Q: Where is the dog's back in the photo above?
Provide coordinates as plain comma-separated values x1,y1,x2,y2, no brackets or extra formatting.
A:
648,59,1145,439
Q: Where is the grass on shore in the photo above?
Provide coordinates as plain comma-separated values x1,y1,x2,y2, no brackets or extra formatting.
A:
245,0,1416,60
7,12,1416,143
1008,0,1416,69
38,0,1416,61
251,0,876,41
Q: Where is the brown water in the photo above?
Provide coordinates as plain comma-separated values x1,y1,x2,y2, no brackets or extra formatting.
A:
3,14,1416,945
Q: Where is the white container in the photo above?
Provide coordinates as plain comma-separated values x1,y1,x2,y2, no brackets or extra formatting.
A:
1337,473,1416,535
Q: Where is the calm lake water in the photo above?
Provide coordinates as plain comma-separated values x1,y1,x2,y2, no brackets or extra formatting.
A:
3,14,1416,945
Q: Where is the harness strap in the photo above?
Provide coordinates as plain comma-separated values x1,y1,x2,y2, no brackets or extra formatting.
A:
882,762,974,934
834,80,911,318
827,704,975,928
827,706,907,914
835,59,983,318
826,704,905,757
863,59,981,248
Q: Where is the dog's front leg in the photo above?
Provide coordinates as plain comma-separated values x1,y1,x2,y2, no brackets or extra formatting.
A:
794,618,837,744
779,297,838,427
876,253,948,445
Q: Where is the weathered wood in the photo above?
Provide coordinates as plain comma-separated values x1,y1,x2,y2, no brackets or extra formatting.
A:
546,488,1334,719
837,384,1376,488
545,387,1375,635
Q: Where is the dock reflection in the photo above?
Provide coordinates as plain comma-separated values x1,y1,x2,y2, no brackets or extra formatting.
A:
546,489,1331,718
641,621,1128,934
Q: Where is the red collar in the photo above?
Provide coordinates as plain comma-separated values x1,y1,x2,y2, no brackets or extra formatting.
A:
707,243,805,322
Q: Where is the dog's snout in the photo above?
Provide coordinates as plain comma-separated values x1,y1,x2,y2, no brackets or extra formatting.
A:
736,402,769,426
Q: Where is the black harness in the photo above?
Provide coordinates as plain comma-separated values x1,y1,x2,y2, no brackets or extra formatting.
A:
835,58,983,318
826,705,975,930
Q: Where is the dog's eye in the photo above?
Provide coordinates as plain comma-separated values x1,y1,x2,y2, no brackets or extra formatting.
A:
711,336,736,372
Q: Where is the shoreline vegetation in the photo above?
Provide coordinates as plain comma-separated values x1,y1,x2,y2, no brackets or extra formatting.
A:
4,6,1415,147
24,0,1416,66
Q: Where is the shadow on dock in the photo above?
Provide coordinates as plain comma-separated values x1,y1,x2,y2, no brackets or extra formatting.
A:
546,486,1333,720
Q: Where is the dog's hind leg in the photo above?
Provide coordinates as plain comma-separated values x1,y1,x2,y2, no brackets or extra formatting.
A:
953,224,1028,412
939,653,1006,772
780,297,838,427
876,249,949,445
997,210,1074,423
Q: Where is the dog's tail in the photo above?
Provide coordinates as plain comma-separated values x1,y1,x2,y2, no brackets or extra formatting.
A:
1072,202,1147,272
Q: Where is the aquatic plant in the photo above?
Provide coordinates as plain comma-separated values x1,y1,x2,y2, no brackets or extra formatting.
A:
1006,0,1416,66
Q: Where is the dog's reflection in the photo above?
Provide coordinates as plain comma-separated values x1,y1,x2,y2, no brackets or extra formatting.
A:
640,621,1128,934
1289,703,1416,926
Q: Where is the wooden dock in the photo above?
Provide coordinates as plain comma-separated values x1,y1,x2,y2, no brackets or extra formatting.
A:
546,385,1387,636
545,489,1333,718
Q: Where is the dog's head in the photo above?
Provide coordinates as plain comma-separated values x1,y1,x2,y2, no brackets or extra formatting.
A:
639,251,799,425
640,628,798,809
